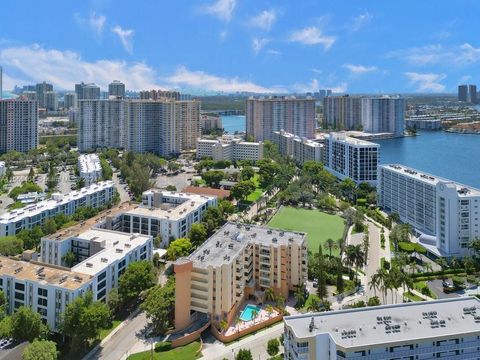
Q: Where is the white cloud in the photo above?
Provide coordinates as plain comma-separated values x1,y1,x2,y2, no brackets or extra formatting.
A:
389,43,480,66
75,12,106,37
164,66,285,93
351,11,373,31
219,31,228,42
0,44,158,90
248,9,277,31
252,37,270,55
459,75,472,83
202,0,236,22
404,72,446,92
288,26,335,50
112,26,134,54
266,49,282,56
343,64,377,74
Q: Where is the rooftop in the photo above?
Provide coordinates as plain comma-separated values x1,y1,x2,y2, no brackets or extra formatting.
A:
45,201,137,241
185,222,306,268
381,164,480,196
124,191,215,221
0,256,90,290
0,181,115,220
284,297,480,350
71,228,151,276
78,154,101,174
328,132,379,147
182,186,230,199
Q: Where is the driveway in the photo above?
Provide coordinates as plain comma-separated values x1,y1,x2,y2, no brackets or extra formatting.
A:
427,279,460,299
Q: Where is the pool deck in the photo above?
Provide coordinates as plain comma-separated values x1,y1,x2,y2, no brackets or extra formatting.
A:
224,303,280,336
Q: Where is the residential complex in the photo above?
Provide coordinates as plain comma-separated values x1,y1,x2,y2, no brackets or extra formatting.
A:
0,161,5,177
273,130,324,165
97,189,217,247
0,222,152,332
78,98,200,156
361,96,405,137
0,98,38,153
323,95,363,130
378,164,480,257
246,96,315,142
323,95,405,137
405,116,443,130
108,80,126,98
284,297,480,360
200,114,222,132
196,136,263,162
44,91,58,111
174,222,308,330
63,93,77,109
324,132,379,185
0,181,115,237
139,90,181,101
35,82,53,109
78,154,102,185
458,84,477,104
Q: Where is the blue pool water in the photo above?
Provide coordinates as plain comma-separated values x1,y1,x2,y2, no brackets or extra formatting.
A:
240,304,260,321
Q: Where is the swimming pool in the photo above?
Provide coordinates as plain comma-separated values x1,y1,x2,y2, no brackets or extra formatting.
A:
239,304,261,322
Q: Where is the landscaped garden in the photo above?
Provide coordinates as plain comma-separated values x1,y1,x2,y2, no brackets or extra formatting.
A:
268,207,345,255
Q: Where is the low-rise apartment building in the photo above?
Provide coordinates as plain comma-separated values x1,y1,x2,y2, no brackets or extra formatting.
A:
378,164,480,257
324,132,379,185
174,222,308,330
98,189,217,247
0,181,115,237
0,225,152,332
273,130,323,165
78,154,102,185
0,161,5,177
196,136,263,162
284,297,480,360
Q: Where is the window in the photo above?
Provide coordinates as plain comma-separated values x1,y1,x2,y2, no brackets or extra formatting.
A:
14,283,25,291
38,288,48,297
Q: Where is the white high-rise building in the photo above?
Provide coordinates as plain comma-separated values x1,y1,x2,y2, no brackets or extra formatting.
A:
64,93,77,109
323,95,363,130
0,66,2,100
246,96,315,142
284,297,480,360
362,96,405,137
108,80,126,98
44,91,58,111
324,132,379,185
196,136,263,162
378,164,480,257
0,99,38,153
272,130,323,165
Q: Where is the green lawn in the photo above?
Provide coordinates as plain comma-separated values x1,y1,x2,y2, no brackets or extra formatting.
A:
126,341,201,360
404,291,424,302
99,319,122,340
268,207,345,255
244,174,264,203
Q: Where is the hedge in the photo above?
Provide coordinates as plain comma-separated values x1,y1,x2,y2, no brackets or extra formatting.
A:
397,241,427,254
411,268,465,279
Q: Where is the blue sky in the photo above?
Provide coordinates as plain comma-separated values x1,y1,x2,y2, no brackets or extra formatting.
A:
1,0,479,94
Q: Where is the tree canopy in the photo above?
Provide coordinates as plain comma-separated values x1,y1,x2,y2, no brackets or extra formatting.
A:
22,340,57,360
166,238,192,261
118,260,156,303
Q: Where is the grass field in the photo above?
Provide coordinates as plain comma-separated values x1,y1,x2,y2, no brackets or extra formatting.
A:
268,207,345,255
126,341,201,360
246,174,264,203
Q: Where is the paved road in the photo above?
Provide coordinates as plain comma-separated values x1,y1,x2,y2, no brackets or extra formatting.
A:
112,172,131,203
85,311,150,360
200,323,284,360
364,222,381,299
155,172,192,191
428,279,460,299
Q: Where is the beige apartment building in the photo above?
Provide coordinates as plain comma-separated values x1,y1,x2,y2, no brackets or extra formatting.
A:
174,222,308,330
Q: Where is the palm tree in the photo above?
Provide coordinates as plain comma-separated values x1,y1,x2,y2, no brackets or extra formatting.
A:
251,309,259,324
368,273,380,298
265,304,273,318
324,238,336,257
374,268,388,303
306,296,321,312
219,320,228,333
424,262,433,274
264,287,275,303
294,285,306,308
435,258,448,271
276,295,285,310
234,316,241,337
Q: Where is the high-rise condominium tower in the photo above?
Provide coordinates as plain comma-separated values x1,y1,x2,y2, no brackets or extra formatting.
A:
35,81,53,108
78,99,200,156
0,99,38,153
361,96,405,137
323,95,363,130
108,80,126,98
246,96,315,142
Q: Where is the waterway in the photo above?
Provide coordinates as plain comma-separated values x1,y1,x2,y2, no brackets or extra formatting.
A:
221,115,245,134
374,131,480,189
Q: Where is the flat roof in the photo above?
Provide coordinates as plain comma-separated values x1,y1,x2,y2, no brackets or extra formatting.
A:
0,181,115,220
328,132,379,146
380,164,480,196
78,154,101,173
124,191,215,221
182,186,230,199
45,202,137,241
284,297,480,350
186,222,306,268
71,228,151,276
0,256,90,290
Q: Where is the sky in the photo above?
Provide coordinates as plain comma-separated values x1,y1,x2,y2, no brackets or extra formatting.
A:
1,0,479,94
